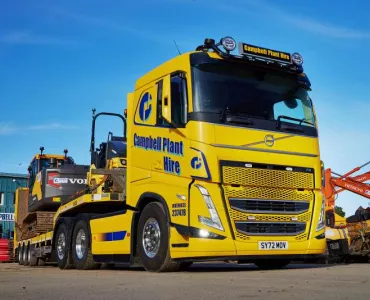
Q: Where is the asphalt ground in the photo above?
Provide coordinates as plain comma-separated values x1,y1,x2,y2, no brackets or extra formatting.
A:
0,262,369,300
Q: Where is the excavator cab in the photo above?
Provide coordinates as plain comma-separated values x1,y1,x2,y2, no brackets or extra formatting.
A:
27,147,74,199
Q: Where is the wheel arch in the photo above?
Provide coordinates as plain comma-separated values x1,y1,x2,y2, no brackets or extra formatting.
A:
130,192,170,257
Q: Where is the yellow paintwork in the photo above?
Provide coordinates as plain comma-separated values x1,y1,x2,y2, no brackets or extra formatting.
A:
121,49,325,259
17,192,124,249
334,213,347,228
17,46,326,264
90,210,134,255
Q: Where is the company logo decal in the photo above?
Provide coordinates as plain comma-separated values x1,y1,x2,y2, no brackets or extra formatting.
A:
191,157,202,169
134,133,184,175
138,92,152,122
47,172,87,189
264,134,275,147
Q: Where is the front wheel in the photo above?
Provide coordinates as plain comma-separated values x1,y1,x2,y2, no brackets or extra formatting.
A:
137,202,181,272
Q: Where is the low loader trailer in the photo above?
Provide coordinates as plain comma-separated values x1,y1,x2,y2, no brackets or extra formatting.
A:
15,36,327,272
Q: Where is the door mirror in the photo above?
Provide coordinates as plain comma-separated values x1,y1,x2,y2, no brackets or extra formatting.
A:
161,75,172,123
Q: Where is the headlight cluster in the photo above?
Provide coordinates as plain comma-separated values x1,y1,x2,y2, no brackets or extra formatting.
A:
195,184,224,231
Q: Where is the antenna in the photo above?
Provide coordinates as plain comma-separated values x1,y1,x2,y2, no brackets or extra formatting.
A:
173,40,181,55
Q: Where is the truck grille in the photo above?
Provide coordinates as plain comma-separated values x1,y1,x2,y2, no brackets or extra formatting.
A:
229,199,309,214
235,222,306,236
220,160,314,189
219,160,315,241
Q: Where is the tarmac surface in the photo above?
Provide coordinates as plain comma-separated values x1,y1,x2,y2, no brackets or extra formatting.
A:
0,262,369,300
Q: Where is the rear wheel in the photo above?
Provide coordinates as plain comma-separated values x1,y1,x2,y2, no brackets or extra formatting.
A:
55,223,73,269
254,259,291,270
18,245,23,265
29,246,38,267
22,244,29,266
71,219,100,270
137,202,181,272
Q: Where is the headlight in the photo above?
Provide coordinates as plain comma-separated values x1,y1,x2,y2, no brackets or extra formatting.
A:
195,184,224,231
316,192,326,231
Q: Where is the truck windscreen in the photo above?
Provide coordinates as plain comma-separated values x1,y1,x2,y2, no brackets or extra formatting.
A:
192,62,317,135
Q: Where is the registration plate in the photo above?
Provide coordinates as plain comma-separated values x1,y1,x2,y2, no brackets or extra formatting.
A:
258,241,289,250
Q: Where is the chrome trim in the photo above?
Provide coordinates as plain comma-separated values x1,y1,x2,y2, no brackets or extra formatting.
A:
229,198,310,215
243,135,293,147
235,221,306,236
211,143,318,157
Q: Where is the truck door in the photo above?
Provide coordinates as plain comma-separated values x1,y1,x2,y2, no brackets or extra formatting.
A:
131,70,192,232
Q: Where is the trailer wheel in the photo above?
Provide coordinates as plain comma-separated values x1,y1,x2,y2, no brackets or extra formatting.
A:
137,202,181,272
18,245,23,265
29,246,38,267
71,219,100,270
22,244,29,266
55,223,73,269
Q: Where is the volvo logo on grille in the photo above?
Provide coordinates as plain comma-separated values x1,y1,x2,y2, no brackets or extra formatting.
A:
264,135,275,147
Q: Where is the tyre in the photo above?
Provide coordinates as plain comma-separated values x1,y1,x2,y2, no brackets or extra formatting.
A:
29,246,38,267
71,219,100,270
55,223,73,269
22,244,29,266
137,202,181,272
254,259,291,270
18,245,23,265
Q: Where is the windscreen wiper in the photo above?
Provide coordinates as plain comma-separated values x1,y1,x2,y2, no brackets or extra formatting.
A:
276,115,313,127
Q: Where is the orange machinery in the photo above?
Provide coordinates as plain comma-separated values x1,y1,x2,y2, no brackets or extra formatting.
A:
323,161,370,261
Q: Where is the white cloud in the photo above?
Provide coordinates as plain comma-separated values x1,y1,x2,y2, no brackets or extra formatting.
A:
40,7,171,45
0,30,84,46
0,122,77,135
173,0,370,39
0,122,16,135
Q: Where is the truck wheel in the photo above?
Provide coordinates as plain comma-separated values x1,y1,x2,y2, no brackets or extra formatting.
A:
137,202,181,272
22,244,29,266
29,246,38,267
55,223,73,269
71,219,100,270
254,259,291,270
18,245,23,265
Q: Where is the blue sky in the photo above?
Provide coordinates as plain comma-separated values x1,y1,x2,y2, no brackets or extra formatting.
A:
1,0,369,215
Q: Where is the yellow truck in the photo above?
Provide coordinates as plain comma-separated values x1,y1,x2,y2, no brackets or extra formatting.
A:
14,36,327,272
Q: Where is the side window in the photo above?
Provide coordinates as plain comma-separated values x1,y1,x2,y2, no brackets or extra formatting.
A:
156,79,167,126
170,73,188,126
0,193,4,206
